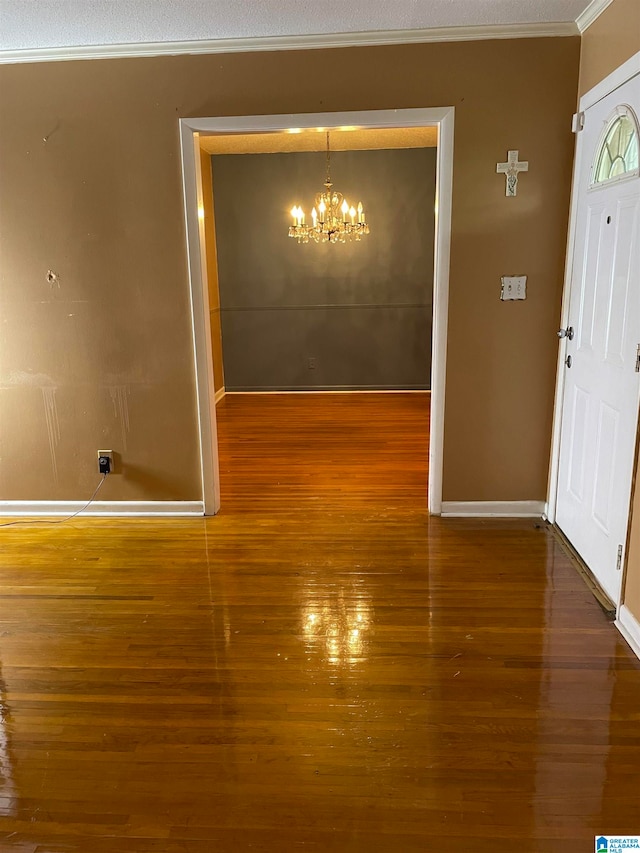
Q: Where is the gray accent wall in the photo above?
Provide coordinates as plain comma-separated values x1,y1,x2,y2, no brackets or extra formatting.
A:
211,147,436,390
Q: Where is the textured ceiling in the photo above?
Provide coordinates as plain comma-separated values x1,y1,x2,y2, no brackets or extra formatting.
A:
199,127,438,156
0,0,592,51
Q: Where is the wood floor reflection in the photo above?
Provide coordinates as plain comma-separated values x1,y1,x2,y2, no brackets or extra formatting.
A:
0,392,639,852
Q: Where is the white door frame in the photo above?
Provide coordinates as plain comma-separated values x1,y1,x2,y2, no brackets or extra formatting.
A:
179,107,455,515
547,51,640,526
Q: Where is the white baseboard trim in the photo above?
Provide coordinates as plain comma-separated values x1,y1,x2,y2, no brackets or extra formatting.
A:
215,386,226,403
616,604,640,661
441,500,546,518
225,388,431,394
0,501,204,518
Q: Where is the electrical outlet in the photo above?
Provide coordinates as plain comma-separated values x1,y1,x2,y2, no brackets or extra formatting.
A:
308,357,317,369
97,450,113,475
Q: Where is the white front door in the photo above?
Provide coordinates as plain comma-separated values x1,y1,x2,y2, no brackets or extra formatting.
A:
555,73,640,605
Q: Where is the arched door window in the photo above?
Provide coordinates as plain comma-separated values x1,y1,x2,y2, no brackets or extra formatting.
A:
591,106,639,186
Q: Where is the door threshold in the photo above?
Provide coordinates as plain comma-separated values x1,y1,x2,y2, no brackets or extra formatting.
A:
549,524,616,616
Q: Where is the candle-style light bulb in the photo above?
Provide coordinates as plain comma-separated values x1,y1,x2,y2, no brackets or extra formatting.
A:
357,202,363,223
318,200,326,223
341,199,349,222
291,206,298,225
312,207,317,226
349,206,356,224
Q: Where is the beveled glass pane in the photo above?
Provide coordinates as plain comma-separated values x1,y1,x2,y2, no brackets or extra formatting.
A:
593,112,639,184
625,132,638,170
610,157,626,178
595,148,613,183
609,121,623,157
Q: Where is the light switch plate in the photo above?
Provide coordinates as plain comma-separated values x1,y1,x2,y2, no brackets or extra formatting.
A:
501,275,527,300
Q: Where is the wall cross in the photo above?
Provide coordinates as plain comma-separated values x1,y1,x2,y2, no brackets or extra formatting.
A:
497,150,529,197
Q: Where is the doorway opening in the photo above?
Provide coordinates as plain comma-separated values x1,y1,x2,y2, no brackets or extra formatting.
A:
179,109,454,515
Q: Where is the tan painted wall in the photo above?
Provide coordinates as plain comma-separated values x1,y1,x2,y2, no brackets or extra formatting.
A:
579,0,640,96
199,147,225,394
0,37,580,503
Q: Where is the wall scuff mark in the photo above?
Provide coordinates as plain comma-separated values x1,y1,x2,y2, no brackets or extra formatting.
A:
109,385,130,451
42,388,60,484
6,371,56,388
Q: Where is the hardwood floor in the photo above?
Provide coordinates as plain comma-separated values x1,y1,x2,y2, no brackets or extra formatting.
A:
217,392,430,513
0,392,639,852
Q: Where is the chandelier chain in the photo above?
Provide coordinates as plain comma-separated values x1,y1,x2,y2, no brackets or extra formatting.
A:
325,131,332,187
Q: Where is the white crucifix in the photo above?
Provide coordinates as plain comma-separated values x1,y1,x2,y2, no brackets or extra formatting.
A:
497,150,529,197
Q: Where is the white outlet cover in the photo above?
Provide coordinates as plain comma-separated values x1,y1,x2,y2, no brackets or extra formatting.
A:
501,275,527,300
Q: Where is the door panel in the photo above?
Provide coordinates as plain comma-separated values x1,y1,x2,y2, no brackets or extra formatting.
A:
605,199,638,364
592,401,618,533
577,206,606,352
567,385,589,502
555,72,640,605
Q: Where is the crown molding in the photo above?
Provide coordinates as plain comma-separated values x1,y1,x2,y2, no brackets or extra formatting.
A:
0,21,579,65
576,0,614,33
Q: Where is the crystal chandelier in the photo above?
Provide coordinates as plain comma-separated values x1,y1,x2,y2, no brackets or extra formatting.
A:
288,132,370,244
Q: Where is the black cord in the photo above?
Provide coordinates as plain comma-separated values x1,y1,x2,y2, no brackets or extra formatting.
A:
0,475,108,529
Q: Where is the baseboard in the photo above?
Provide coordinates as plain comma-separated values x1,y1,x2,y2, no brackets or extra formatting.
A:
616,604,640,661
440,500,546,518
0,501,205,518
225,387,431,393
215,386,226,403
